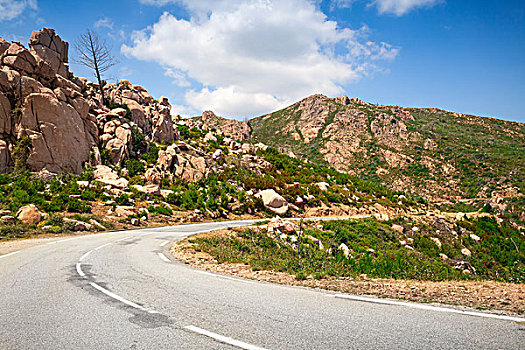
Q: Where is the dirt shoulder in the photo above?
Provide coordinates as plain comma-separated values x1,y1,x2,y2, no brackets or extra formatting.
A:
171,229,525,316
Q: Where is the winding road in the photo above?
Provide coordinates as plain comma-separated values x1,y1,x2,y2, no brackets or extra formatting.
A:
1,220,524,349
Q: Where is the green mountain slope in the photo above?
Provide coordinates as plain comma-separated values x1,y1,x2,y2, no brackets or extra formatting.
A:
250,95,525,200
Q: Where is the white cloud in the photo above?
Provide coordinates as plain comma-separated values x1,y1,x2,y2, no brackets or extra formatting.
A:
124,0,398,118
164,68,190,87
371,0,441,16
0,0,37,22
94,17,114,29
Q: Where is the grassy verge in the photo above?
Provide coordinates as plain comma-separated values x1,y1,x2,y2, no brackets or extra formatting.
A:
181,217,525,283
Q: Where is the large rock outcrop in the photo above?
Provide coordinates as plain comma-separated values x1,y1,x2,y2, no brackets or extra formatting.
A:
0,28,96,173
189,110,252,141
0,28,179,174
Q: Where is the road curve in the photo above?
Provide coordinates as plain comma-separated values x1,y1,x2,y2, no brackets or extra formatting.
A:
1,220,524,349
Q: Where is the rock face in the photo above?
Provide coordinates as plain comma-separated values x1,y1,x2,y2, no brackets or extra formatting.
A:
0,28,179,174
0,28,97,173
189,110,252,141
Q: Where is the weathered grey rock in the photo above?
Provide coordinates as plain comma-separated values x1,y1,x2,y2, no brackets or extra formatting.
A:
115,206,135,217
0,37,9,56
391,224,404,233
255,189,289,215
16,204,43,225
316,182,329,191
2,43,37,74
93,165,129,189
338,243,350,258
0,140,9,172
132,184,161,195
64,217,93,231
0,215,15,224
0,91,11,134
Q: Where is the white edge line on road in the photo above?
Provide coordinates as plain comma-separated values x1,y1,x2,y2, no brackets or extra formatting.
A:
0,251,20,259
160,240,169,247
184,325,268,350
76,263,85,277
79,250,93,262
158,252,170,262
47,237,78,245
89,282,156,313
116,236,132,242
332,294,525,323
193,270,255,284
94,243,111,251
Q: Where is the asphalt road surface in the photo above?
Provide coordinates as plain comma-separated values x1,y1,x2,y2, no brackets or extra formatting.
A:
1,220,524,349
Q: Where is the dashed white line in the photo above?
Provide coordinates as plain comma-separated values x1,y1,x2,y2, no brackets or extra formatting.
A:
76,263,85,277
116,236,132,242
94,243,111,251
332,294,525,323
79,250,93,262
89,282,156,313
184,325,268,350
157,252,170,262
0,251,20,259
160,240,170,247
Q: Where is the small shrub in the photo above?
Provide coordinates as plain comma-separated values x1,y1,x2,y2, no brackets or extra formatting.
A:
148,204,173,216
12,137,32,172
125,159,145,178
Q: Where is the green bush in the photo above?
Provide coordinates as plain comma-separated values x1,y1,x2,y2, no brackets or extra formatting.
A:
115,193,131,206
12,137,32,172
148,204,173,216
125,159,145,178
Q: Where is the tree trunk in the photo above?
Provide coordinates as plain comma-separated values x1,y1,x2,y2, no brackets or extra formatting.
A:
96,70,105,107
88,33,106,107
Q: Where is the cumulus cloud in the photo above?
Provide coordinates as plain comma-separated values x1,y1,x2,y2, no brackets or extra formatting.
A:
125,0,398,118
0,0,37,22
94,17,114,29
371,0,441,16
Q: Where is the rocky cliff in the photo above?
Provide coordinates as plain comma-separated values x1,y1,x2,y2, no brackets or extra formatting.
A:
0,28,178,174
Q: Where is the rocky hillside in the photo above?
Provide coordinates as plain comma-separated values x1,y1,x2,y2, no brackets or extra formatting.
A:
249,95,525,202
1,29,429,239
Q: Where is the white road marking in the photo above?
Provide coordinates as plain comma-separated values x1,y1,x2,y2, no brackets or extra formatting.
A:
0,251,20,259
47,237,78,245
79,250,93,262
332,294,525,323
76,263,85,277
157,252,170,262
184,325,268,350
116,236,132,242
89,282,156,313
94,243,111,251
160,240,170,247
193,270,255,284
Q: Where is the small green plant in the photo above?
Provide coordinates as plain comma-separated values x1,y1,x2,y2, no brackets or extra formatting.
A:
115,193,131,206
148,204,173,216
12,137,32,172
124,159,145,178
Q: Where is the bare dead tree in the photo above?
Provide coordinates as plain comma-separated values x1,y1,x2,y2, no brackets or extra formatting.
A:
73,29,118,106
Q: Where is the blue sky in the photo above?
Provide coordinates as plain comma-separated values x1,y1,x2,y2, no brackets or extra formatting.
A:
0,0,523,122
